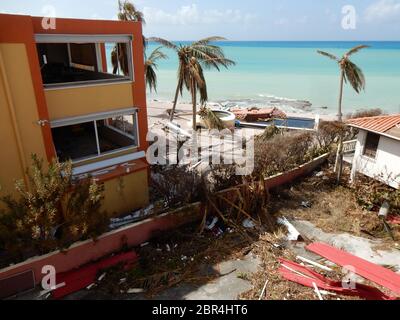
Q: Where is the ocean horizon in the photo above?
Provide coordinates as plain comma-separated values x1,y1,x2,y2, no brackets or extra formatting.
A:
142,41,400,116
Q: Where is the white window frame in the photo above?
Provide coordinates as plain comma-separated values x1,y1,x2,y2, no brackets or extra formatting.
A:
35,34,134,89
50,108,140,164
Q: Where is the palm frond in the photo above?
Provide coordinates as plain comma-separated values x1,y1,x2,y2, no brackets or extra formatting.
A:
192,36,227,46
188,58,208,103
145,64,157,92
190,46,236,70
148,46,168,63
345,45,370,57
343,60,366,94
118,0,146,24
198,107,226,130
148,37,178,51
317,50,339,61
144,48,168,92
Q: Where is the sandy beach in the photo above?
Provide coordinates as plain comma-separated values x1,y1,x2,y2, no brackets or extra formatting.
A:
146,99,337,129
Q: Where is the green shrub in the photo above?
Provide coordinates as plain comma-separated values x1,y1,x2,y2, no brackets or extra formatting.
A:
0,154,108,262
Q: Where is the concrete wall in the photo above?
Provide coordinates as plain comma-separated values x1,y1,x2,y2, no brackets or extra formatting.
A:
45,83,134,120
264,153,329,190
0,44,48,201
352,130,400,189
0,14,150,217
0,202,202,293
102,168,149,217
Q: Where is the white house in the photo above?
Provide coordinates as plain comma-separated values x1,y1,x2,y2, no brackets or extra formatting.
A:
347,114,400,189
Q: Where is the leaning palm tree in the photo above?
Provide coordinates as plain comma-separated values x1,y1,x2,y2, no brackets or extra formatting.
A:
317,45,369,182
145,47,168,92
117,0,145,23
112,1,146,76
149,37,235,129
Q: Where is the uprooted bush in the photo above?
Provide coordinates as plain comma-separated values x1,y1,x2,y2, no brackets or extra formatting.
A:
316,120,358,151
0,155,108,265
350,175,400,214
150,165,205,209
254,131,326,179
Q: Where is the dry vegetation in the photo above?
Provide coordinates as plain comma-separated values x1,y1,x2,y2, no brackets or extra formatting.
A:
269,167,399,241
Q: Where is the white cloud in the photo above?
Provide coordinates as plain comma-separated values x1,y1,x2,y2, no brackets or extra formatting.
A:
142,4,257,26
364,0,400,22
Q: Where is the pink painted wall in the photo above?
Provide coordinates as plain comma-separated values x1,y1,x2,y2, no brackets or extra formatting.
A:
264,153,329,190
0,203,201,289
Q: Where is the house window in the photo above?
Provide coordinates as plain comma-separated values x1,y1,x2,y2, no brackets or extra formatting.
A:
363,132,380,159
51,110,139,163
35,35,133,88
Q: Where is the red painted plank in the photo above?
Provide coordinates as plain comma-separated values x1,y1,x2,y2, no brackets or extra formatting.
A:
307,243,400,296
279,259,395,300
388,215,400,225
52,251,138,299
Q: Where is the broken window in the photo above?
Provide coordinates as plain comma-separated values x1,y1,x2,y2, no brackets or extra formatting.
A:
51,110,138,163
35,35,133,87
363,132,380,159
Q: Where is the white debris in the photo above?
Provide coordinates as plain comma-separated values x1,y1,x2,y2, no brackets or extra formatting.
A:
127,288,145,294
86,283,96,290
278,217,302,241
301,201,312,208
242,218,256,229
206,216,219,230
98,273,106,282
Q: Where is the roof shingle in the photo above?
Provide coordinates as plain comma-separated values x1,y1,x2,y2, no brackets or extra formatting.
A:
347,114,400,140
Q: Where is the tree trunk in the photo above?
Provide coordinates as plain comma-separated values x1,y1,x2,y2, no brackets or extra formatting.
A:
335,69,345,184
337,69,344,122
191,78,197,131
169,81,181,122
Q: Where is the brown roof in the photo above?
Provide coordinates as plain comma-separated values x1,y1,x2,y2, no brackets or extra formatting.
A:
347,114,400,140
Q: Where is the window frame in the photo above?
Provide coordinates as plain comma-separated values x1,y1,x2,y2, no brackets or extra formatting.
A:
50,108,140,164
35,34,135,89
363,131,380,159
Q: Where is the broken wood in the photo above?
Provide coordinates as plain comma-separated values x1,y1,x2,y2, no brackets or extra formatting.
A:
296,256,333,272
259,279,269,300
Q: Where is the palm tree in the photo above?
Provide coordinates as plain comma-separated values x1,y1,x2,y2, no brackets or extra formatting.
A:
317,45,369,182
112,1,146,76
117,0,145,23
145,47,168,92
149,37,235,129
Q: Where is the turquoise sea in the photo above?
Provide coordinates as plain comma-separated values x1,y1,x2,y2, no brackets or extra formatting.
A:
145,41,400,116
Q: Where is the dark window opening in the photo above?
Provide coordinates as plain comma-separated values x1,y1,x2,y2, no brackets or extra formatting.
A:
363,132,380,159
51,114,138,163
37,42,131,86
97,116,137,154
52,122,98,162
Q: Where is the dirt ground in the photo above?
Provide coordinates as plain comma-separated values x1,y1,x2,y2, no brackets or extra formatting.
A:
269,167,400,245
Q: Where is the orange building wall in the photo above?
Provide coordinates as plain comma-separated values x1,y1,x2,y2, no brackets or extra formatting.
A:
0,14,150,216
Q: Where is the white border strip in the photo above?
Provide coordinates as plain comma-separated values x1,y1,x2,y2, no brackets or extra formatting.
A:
50,107,138,128
72,151,146,176
35,34,132,44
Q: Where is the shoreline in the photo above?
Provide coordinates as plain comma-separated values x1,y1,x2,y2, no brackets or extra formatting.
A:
147,99,338,122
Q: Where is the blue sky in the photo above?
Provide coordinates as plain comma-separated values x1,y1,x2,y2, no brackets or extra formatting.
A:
1,0,399,40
